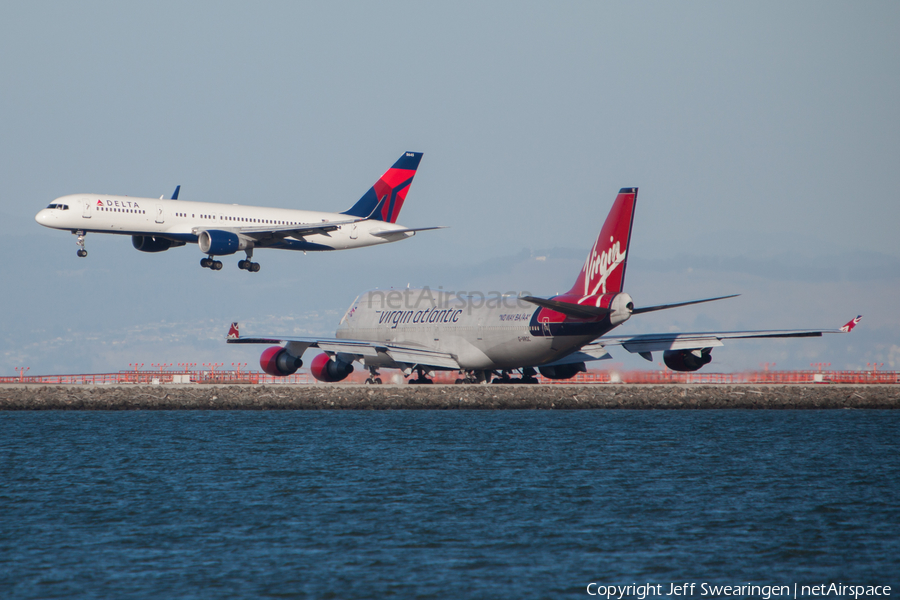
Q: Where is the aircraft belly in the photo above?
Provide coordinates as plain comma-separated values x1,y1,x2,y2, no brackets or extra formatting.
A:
477,337,555,369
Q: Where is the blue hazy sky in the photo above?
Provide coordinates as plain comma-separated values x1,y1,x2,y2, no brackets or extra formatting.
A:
2,1,898,375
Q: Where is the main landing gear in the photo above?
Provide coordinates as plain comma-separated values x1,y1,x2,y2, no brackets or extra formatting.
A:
74,231,87,257
237,259,260,272
364,367,383,385
200,256,223,270
238,249,260,272
491,367,539,384
453,368,540,384
455,370,488,384
408,366,434,384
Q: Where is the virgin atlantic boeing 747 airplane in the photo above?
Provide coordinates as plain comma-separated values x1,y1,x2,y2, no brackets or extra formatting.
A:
35,152,441,272
228,187,860,382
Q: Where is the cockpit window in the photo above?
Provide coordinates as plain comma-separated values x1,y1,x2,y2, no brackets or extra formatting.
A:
46,204,69,210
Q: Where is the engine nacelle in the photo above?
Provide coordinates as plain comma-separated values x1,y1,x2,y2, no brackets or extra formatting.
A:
539,362,586,380
663,348,713,372
132,235,183,253
198,230,250,256
260,346,303,377
310,353,354,383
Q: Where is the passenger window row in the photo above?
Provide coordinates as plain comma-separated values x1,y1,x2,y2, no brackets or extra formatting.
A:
96,207,146,214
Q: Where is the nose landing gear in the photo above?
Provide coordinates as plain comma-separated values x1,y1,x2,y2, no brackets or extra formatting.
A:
74,231,87,257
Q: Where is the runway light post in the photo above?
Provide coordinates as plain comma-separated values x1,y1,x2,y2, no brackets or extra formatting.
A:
15,367,29,382
152,363,172,373
811,362,831,372
232,362,247,377
178,362,197,373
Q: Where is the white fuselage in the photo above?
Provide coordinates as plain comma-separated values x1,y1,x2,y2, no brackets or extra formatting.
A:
335,289,621,370
35,194,414,252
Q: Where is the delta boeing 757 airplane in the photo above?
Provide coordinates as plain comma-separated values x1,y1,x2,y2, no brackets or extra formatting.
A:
35,152,440,272
227,187,861,382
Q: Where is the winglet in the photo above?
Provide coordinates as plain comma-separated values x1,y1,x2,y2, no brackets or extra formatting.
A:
839,315,862,333
228,322,240,339
171,185,181,200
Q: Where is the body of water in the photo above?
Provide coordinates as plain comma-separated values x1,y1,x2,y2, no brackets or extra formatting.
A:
2,410,898,598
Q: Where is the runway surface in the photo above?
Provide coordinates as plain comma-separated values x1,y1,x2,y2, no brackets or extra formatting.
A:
1,384,898,409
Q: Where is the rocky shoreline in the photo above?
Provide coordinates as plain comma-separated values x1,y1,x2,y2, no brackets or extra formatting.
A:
1,384,898,410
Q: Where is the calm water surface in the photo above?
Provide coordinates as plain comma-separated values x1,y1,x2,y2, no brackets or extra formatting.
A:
2,410,898,599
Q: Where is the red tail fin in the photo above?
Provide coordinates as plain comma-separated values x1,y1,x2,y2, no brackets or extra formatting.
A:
567,188,637,297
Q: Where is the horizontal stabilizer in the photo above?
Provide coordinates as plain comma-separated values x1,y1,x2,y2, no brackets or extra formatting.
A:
521,296,613,319
632,294,739,315
370,226,448,238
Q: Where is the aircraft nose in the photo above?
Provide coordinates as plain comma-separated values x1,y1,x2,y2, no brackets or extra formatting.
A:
35,209,50,225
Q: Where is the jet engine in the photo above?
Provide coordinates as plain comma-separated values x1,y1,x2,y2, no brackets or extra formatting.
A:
538,362,586,380
663,348,713,372
132,235,184,252
310,353,354,383
260,346,303,377
198,230,250,256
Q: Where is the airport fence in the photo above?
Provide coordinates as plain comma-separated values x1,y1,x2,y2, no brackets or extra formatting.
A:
1,369,898,385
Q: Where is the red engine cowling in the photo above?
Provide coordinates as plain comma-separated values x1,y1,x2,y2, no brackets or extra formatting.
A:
538,362,586,380
310,353,354,383
260,346,303,376
663,348,713,372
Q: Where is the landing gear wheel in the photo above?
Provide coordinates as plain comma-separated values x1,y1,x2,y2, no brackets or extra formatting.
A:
200,258,211,268
212,260,223,270
76,249,87,258
249,262,260,272
374,378,382,384
238,259,248,270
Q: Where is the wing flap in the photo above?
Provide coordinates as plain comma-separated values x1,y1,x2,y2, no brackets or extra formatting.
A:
318,342,380,357
386,349,460,370
621,336,726,354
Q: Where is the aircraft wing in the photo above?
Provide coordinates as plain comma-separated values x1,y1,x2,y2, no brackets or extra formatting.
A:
227,330,461,370
537,341,613,367
594,316,861,359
